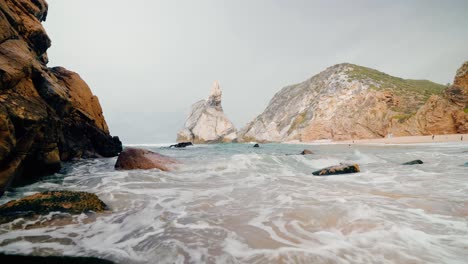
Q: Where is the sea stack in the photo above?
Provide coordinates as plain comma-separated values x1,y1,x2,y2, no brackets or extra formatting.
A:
177,81,237,143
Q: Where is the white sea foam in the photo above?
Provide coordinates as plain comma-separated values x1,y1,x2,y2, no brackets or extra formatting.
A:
0,143,467,263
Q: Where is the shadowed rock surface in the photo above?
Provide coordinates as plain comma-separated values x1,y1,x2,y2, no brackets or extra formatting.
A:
239,62,467,142
0,0,122,196
115,148,179,171
177,81,237,143
312,164,360,176
0,191,108,223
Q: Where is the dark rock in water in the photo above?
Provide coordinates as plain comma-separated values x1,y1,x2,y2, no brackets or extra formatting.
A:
0,191,108,223
301,149,313,155
170,142,193,148
0,253,114,264
253,144,260,148
312,164,360,176
115,148,179,171
0,1,122,197
402,160,424,165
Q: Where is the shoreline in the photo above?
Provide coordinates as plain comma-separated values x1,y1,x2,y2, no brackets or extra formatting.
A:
286,133,468,145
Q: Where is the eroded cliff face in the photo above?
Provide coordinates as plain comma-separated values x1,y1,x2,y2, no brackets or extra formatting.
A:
177,81,237,143
239,62,467,142
0,0,122,195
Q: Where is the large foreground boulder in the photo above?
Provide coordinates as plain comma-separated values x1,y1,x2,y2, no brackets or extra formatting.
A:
0,254,114,264
115,148,179,171
0,191,108,223
0,0,122,197
312,163,360,176
177,81,237,143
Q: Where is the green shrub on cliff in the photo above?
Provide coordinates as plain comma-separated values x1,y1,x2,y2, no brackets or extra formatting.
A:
347,65,445,100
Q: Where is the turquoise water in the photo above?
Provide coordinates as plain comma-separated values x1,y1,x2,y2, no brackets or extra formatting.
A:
0,143,467,264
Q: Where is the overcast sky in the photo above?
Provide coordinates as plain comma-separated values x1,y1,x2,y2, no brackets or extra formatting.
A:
44,0,468,143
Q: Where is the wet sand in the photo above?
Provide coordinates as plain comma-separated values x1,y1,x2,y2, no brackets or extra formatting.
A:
296,133,468,145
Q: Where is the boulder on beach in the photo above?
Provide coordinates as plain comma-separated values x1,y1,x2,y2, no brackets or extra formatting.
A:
114,148,179,171
0,191,108,223
169,142,193,148
312,164,360,176
402,160,424,165
301,149,313,155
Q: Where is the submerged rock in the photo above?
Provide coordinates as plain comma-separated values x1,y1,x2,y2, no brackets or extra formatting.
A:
301,149,313,155
402,160,424,165
177,81,237,143
0,191,108,223
312,164,360,176
169,142,193,148
115,148,179,171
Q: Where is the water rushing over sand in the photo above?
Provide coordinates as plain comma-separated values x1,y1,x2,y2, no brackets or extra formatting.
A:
0,143,467,264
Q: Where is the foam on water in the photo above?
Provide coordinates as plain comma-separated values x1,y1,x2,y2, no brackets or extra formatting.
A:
0,143,467,263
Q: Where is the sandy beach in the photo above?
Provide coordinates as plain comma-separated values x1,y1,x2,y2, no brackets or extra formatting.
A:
291,133,468,145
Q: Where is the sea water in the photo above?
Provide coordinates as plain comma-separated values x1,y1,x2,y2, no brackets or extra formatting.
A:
0,143,467,264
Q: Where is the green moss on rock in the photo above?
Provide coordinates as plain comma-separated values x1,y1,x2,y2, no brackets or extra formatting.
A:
0,191,108,216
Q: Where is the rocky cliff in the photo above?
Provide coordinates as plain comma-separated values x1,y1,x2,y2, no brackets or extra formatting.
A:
177,81,237,143
0,0,122,196
239,62,467,142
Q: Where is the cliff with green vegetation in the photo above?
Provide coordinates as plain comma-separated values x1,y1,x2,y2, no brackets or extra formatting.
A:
239,62,467,142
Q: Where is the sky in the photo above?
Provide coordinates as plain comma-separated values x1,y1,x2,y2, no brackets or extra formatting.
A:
44,0,468,143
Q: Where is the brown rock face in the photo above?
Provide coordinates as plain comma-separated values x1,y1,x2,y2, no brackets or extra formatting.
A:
115,148,179,171
412,61,468,134
0,0,122,196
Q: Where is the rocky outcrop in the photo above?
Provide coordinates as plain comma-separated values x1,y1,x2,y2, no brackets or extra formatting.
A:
239,62,467,142
312,164,360,176
115,148,179,171
0,0,122,196
177,81,237,143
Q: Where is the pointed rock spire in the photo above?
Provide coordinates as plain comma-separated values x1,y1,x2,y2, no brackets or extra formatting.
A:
207,80,222,110
177,81,237,143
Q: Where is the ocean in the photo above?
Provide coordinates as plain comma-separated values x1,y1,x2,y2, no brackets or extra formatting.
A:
0,143,467,264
